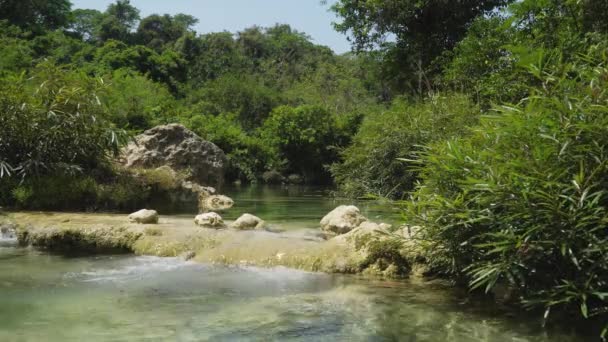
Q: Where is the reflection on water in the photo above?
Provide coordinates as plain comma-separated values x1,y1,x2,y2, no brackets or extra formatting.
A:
0,247,584,341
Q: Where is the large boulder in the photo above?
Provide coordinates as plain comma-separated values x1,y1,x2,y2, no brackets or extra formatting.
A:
231,213,266,230
121,124,227,188
194,212,225,229
320,205,368,235
128,209,159,224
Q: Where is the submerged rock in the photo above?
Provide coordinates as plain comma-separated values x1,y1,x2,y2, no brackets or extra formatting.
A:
180,250,196,261
194,212,225,229
320,205,368,235
231,213,265,230
287,174,304,184
128,209,159,224
199,193,234,213
262,170,285,184
120,123,227,188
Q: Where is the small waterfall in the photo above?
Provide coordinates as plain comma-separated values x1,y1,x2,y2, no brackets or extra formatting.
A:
0,223,17,246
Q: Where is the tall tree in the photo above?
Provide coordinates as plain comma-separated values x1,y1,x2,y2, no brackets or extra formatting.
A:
69,9,104,42
331,0,513,93
0,0,72,34
137,13,197,50
98,0,140,43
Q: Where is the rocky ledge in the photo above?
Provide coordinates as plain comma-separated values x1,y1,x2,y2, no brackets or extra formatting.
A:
4,209,422,278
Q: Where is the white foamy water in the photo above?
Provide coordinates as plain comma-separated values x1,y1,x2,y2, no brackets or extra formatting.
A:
66,256,200,283
0,237,17,247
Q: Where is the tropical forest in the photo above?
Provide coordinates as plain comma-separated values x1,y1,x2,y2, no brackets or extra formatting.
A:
0,0,607,340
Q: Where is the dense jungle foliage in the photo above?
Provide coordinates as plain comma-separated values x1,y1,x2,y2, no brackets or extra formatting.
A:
1,0,608,335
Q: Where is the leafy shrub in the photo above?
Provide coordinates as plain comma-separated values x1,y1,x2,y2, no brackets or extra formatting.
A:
135,166,180,192
96,171,150,211
407,46,608,332
0,62,126,181
11,175,98,210
332,94,479,199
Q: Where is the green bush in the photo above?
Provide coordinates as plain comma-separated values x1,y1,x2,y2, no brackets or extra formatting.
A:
407,47,608,332
0,62,126,181
332,94,479,199
11,175,98,210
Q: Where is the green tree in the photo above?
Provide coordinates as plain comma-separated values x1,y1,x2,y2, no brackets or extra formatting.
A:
69,9,104,42
98,0,140,43
137,14,197,51
331,0,513,92
0,0,71,34
188,74,280,129
260,105,342,183
0,23,34,74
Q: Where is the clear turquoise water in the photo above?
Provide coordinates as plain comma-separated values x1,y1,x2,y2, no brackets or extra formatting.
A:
220,185,403,229
0,187,588,341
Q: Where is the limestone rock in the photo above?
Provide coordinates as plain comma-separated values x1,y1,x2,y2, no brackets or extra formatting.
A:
231,213,265,230
320,205,368,235
331,221,410,277
120,124,227,188
128,209,159,224
194,212,225,229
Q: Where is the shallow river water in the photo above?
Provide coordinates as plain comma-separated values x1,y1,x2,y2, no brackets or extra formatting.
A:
0,186,588,341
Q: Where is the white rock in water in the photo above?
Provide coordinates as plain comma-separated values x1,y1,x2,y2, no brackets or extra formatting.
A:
128,209,159,224
231,213,265,230
194,212,225,229
320,205,367,235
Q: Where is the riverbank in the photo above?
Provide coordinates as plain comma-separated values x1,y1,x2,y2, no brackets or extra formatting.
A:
3,211,417,278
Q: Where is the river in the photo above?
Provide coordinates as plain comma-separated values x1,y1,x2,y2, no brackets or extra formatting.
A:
0,185,587,341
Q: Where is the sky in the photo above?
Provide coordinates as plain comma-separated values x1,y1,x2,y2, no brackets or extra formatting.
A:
70,0,352,54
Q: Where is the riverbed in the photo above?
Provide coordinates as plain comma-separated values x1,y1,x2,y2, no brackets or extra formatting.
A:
0,185,587,341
